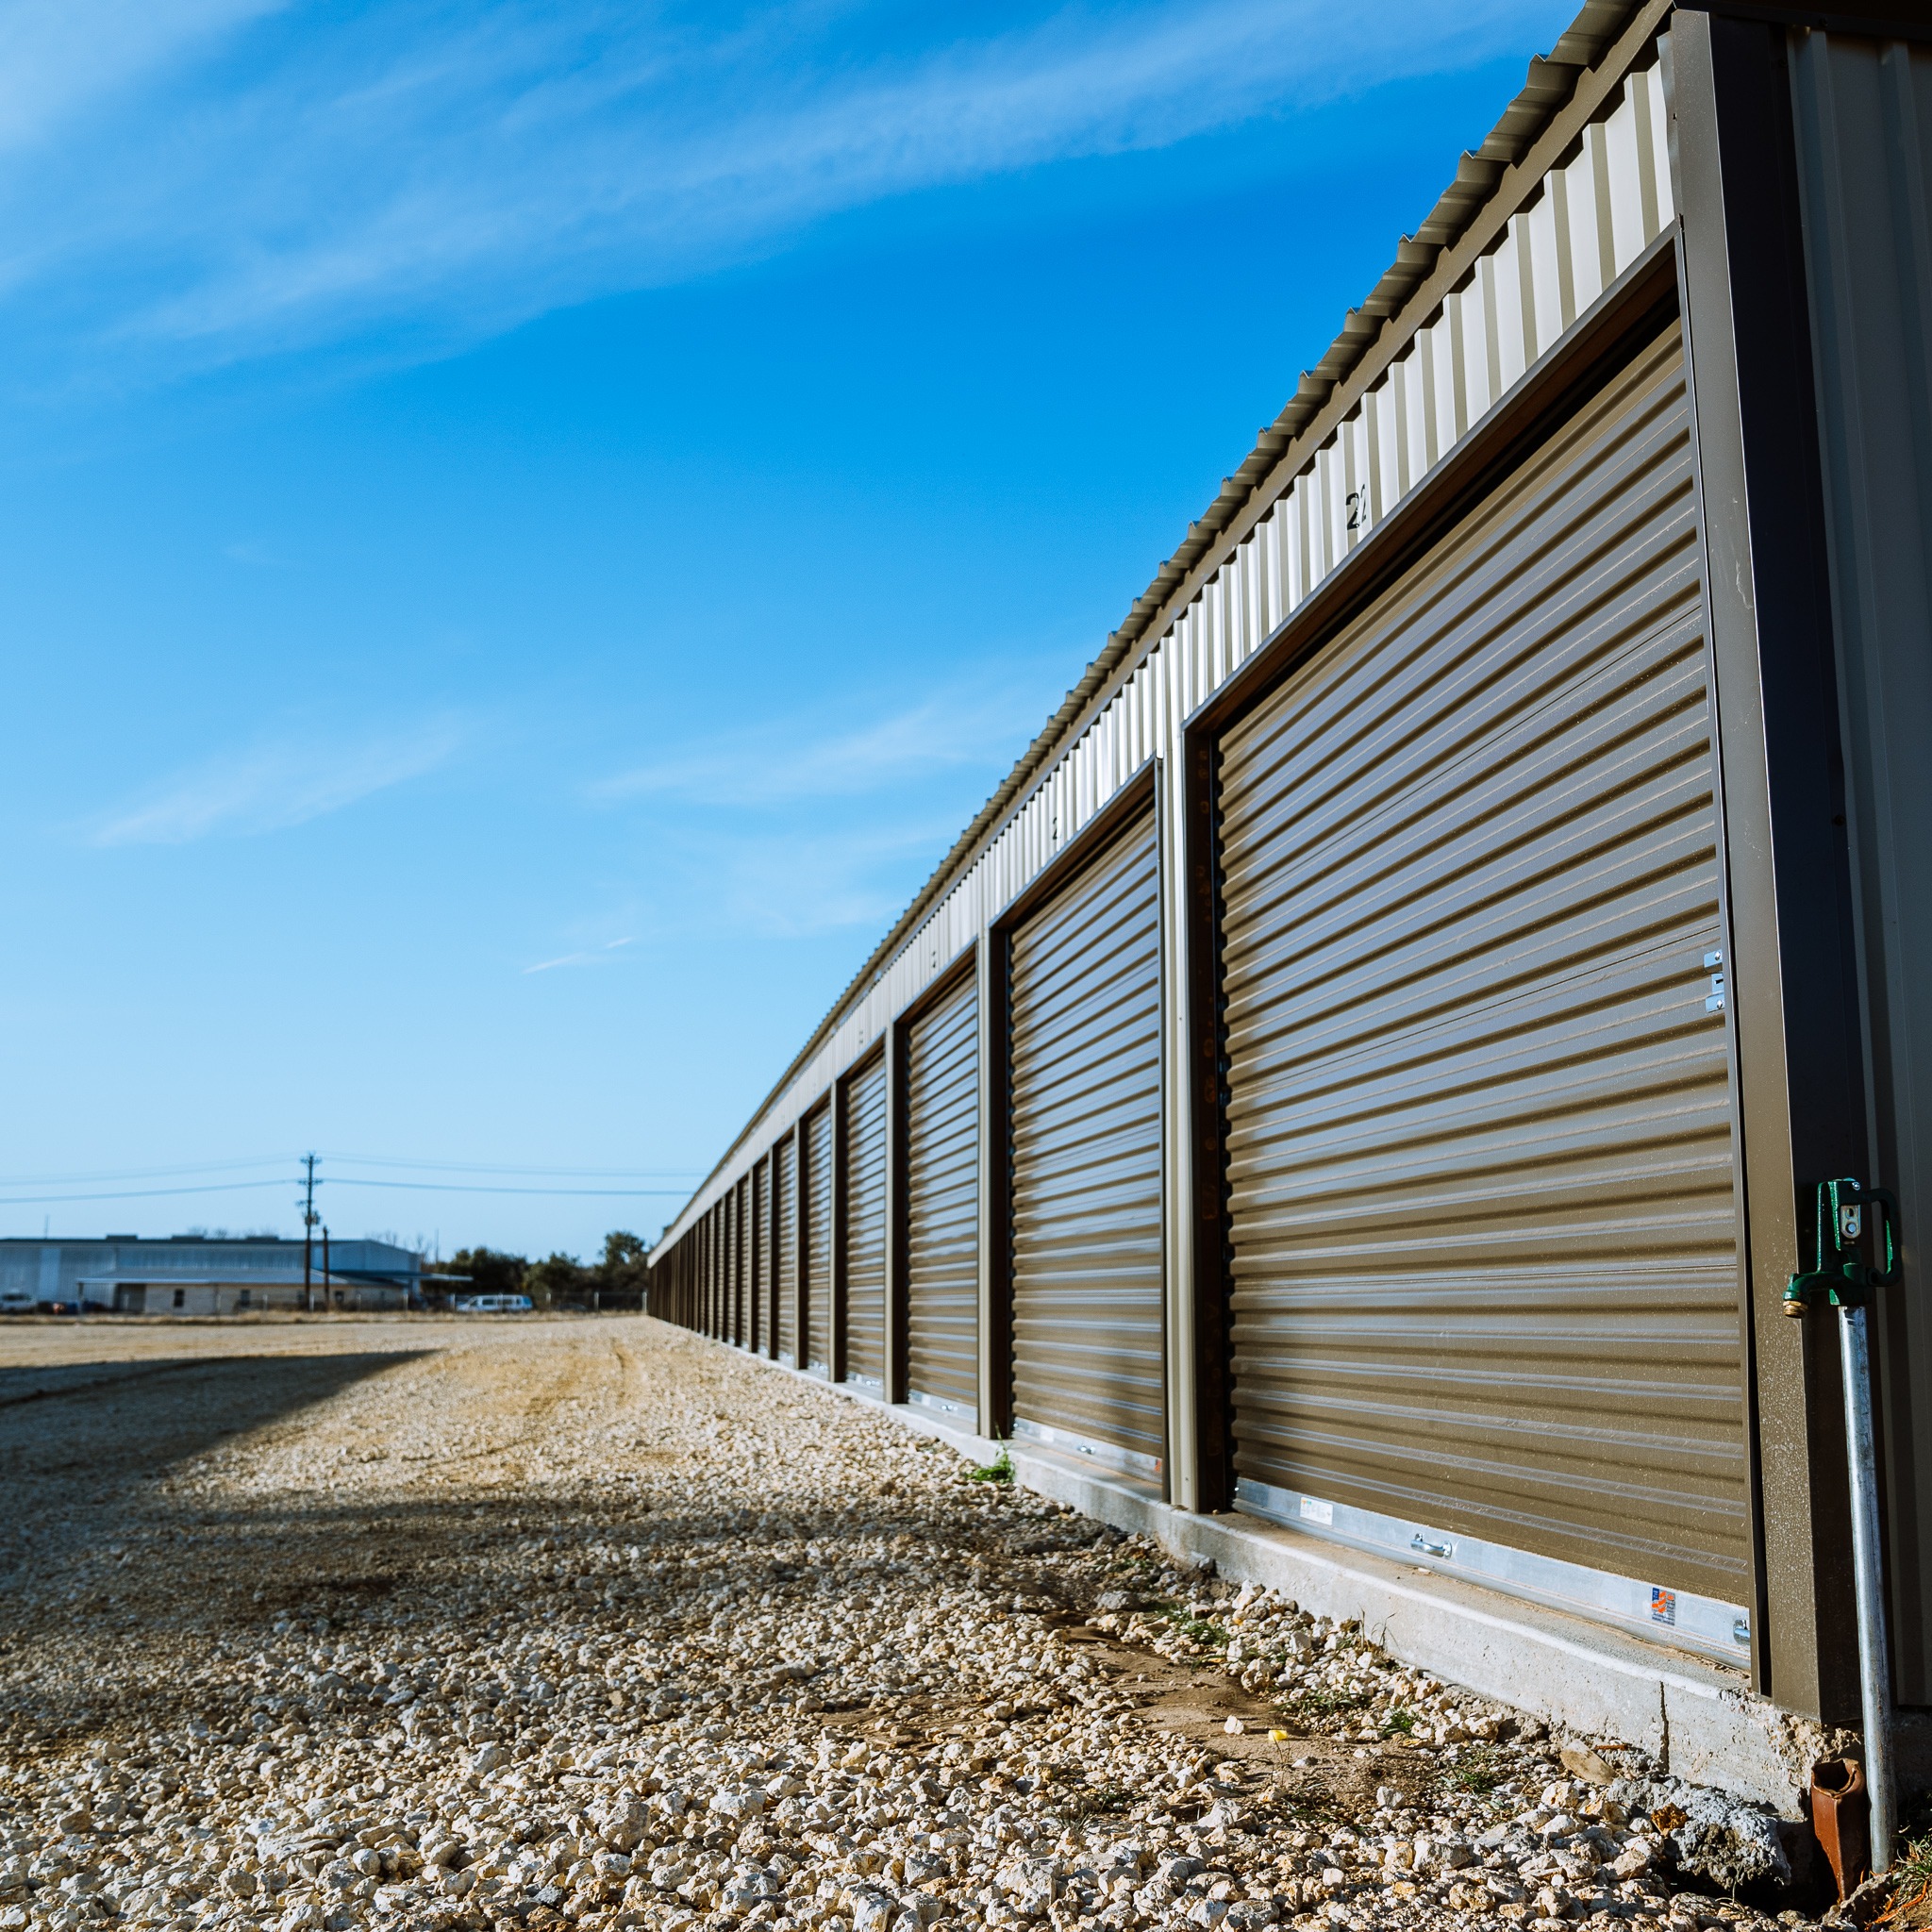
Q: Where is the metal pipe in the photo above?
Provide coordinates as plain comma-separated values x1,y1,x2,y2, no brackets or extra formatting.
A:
1839,1300,1895,1871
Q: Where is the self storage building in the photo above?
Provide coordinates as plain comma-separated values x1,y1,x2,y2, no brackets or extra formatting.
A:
648,0,1932,1808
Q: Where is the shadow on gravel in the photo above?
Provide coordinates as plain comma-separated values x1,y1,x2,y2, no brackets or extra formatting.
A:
0,1350,428,1454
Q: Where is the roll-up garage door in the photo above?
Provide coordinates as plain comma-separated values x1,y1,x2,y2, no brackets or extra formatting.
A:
751,1158,769,1355
711,1209,723,1339
905,972,980,1419
804,1104,834,1374
1217,330,1749,1653
704,1214,715,1337
1008,813,1166,1486
732,1178,747,1346
843,1053,889,1390
774,1136,798,1365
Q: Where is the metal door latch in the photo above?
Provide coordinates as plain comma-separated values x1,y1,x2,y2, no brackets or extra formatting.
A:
1784,1177,1901,1316
1705,948,1725,1012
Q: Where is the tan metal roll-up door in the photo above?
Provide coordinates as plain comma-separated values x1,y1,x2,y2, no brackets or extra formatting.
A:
843,1052,889,1389
805,1105,834,1373
774,1137,798,1365
1216,329,1750,1650
906,972,980,1419
751,1157,769,1355
732,1179,747,1345
1008,812,1166,1485
703,1214,714,1336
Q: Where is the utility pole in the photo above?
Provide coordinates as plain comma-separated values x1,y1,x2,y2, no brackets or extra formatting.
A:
299,1154,320,1313
322,1225,331,1312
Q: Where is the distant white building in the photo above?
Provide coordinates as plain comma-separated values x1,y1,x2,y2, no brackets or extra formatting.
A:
0,1236,420,1314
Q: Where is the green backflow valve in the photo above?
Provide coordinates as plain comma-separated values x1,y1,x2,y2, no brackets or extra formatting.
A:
1780,1174,1905,1871
1784,1177,1900,1316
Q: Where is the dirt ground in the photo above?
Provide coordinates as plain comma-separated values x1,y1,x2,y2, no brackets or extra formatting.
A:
0,1316,1813,1932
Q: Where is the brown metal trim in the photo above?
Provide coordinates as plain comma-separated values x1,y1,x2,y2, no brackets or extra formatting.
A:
1182,720,1235,1512
1674,188,1768,1690
1679,4,1932,41
1671,8,1866,1722
983,924,1014,1442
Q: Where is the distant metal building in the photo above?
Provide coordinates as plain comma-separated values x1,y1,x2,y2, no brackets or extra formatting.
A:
650,1,1932,1806
0,1236,419,1313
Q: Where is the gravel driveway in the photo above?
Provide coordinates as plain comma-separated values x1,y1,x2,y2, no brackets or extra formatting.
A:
0,1316,1807,1932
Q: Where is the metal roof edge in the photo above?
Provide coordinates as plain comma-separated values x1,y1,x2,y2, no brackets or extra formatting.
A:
650,0,1663,1264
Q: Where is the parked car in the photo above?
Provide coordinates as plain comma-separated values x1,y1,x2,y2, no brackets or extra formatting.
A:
0,1289,33,1315
451,1293,533,1314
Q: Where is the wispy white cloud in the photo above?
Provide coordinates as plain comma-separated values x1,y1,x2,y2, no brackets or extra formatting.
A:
89,718,463,846
0,0,1571,377
0,0,282,155
523,937,636,975
700,820,969,939
593,688,1039,808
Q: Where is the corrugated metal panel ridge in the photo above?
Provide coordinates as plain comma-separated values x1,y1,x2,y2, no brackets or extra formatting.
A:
843,1055,890,1383
905,976,981,1411
1217,330,1746,1602
1009,815,1166,1471
648,2,1666,1262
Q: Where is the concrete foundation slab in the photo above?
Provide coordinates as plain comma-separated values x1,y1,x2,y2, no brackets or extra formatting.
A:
718,1341,1844,1815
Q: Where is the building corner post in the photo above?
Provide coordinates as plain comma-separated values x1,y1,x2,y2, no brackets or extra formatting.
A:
1669,6,1867,1723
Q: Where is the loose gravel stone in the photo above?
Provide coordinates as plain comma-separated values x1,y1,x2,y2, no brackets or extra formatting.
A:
0,1316,1808,1932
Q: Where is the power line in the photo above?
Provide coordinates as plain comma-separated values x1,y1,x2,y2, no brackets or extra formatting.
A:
322,1153,703,1179
0,1156,299,1188
0,1176,691,1207
321,1178,690,1197
0,1154,703,1189
0,1179,292,1206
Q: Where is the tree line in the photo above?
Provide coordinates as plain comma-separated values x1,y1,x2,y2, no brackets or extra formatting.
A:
435,1231,649,1308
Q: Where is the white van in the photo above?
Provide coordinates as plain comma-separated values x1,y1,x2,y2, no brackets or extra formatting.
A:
0,1288,34,1316
452,1293,533,1314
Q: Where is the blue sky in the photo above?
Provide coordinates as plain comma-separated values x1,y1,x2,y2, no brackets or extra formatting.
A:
0,0,1579,1259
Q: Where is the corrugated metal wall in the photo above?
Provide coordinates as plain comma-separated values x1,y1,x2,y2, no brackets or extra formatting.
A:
1008,813,1167,1486
1790,25,1932,1703
805,1103,834,1374
843,1053,889,1388
655,52,1677,1254
1217,328,1748,1612
905,974,981,1418
774,1136,798,1365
